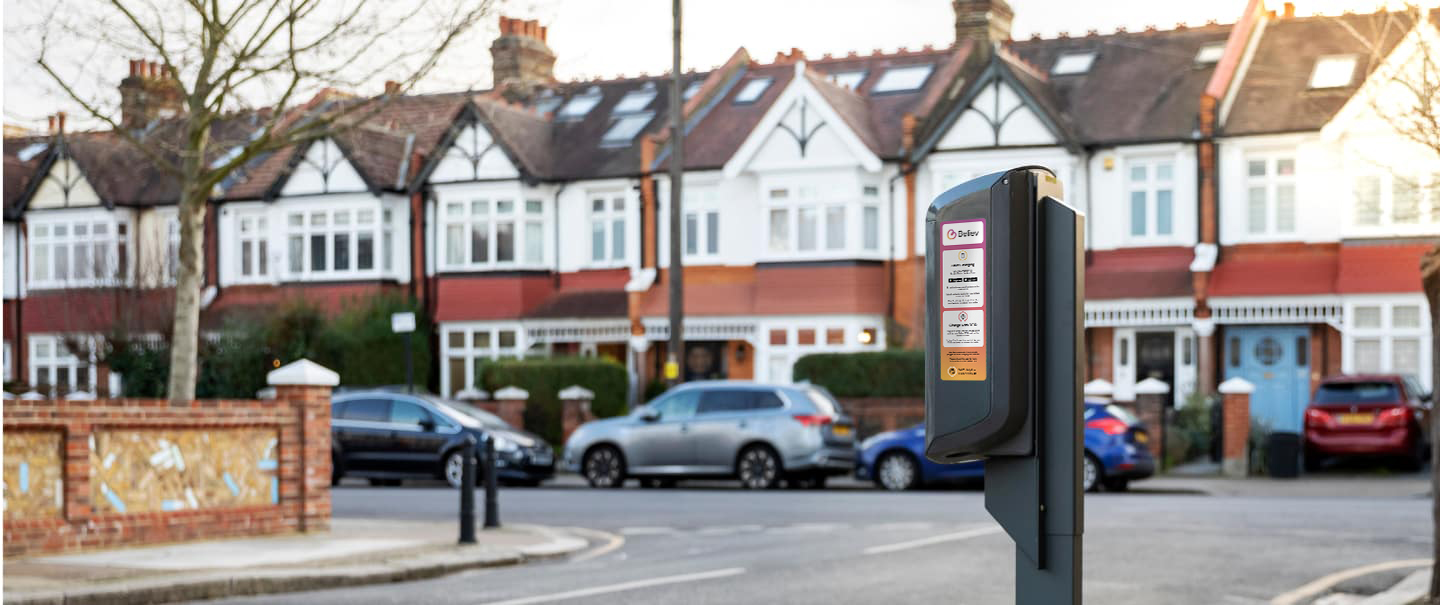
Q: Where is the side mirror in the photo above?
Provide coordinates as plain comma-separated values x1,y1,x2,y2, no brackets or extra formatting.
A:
638,408,660,422
419,419,436,432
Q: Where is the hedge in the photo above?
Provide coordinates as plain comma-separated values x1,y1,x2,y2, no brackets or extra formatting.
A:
480,356,629,445
792,350,924,397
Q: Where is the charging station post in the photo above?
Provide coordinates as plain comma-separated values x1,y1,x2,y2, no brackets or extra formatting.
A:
924,166,1084,605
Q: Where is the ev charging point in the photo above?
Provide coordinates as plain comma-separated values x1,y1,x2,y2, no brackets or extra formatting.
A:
924,167,1084,604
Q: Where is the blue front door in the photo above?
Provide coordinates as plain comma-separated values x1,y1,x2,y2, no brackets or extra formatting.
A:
1224,327,1312,433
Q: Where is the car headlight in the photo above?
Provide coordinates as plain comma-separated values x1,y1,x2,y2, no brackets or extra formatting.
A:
490,435,520,453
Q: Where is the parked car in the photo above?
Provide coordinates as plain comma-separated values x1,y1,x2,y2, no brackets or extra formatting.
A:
331,390,555,487
856,400,1154,492
1303,374,1431,471
562,381,856,489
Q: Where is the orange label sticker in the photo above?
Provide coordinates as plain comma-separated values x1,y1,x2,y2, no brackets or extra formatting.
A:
939,220,985,381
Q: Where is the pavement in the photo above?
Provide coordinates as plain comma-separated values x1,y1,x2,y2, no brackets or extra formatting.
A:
2,519,594,605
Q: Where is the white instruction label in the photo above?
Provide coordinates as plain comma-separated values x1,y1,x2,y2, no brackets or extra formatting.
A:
943,248,984,308
942,310,984,348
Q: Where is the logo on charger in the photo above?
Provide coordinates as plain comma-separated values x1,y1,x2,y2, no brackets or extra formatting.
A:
942,221,983,246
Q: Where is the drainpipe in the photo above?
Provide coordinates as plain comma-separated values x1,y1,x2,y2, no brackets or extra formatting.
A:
552,181,567,290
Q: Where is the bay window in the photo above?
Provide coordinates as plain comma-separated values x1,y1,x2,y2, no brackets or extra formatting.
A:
1352,172,1440,231
285,205,394,279
440,324,524,397
29,335,91,394
1347,300,1429,385
589,194,627,265
440,196,545,270
764,182,883,258
28,215,128,288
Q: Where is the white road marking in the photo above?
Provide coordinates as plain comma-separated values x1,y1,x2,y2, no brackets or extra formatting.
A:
618,526,678,536
1269,558,1431,605
768,522,847,534
867,522,935,532
478,567,746,605
695,524,764,536
862,526,1003,555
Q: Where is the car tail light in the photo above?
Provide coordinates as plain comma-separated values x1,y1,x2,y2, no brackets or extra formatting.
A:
1305,408,1332,429
1086,417,1127,435
793,414,834,427
1377,407,1409,428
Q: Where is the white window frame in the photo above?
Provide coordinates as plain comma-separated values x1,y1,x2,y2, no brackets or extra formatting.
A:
682,186,721,261
1242,152,1299,240
1347,170,1440,235
762,177,886,261
28,334,93,394
3,340,12,382
588,192,629,267
234,211,271,283
1124,157,1179,243
1309,55,1357,89
439,322,526,397
1344,297,1431,389
438,193,546,271
26,211,131,289
283,200,399,281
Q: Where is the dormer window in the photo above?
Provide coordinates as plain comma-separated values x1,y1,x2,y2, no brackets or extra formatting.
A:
734,77,773,104
1194,43,1225,65
828,70,867,90
1309,55,1357,89
615,83,657,114
872,64,933,93
601,113,654,146
558,87,602,119
1051,52,1096,75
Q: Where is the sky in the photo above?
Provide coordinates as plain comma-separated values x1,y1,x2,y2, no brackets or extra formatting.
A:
0,0,1405,132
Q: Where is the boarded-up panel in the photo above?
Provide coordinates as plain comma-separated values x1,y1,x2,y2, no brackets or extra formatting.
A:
3,430,64,519
89,429,279,514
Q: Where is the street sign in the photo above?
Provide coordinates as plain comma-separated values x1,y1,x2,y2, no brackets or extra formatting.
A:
924,166,1084,605
391,312,416,333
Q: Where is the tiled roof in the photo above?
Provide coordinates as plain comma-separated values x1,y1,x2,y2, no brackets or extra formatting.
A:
1209,243,1341,297
1335,240,1430,294
4,136,50,218
1085,247,1194,300
523,290,628,319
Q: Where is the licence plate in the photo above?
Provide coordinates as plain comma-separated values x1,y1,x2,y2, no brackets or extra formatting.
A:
531,451,553,465
1337,413,1373,426
832,426,852,437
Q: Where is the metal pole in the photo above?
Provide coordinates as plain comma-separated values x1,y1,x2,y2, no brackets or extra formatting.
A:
458,434,476,544
483,434,500,529
405,330,414,394
666,0,684,387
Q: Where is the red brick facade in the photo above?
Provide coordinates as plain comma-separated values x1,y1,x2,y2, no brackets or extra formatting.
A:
2,385,332,556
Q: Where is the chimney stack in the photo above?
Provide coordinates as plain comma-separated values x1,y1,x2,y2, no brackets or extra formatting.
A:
1282,2,1295,18
385,80,401,95
491,16,556,102
953,0,1014,48
119,57,184,130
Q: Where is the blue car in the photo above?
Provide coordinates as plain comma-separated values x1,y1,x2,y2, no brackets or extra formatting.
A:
856,401,1155,492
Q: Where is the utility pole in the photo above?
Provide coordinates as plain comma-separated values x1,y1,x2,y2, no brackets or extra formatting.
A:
666,0,685,387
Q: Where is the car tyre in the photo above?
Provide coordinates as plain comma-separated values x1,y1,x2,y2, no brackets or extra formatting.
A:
1082,453,1102,493
1400,439,1427,472
1303,450,1324,473
369,478,402,487
737,445,781,489
444,450,468,488
584,445,626,488
876,451,920,491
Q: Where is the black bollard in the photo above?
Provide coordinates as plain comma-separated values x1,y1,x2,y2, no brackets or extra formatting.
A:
459,434,477,544
484,433,500,529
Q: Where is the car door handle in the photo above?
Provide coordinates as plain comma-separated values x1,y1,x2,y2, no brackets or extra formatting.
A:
679,423,689,433
737,421,748,429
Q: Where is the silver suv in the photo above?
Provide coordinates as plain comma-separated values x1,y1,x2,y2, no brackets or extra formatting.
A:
562,381,856,489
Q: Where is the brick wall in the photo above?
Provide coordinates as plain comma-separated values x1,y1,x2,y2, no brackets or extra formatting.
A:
839,396,924,438
2,384,331,556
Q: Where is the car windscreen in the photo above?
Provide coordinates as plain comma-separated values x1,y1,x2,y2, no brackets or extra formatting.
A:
432,398,510,428
1104,404,1140,427
1314,382,1399,404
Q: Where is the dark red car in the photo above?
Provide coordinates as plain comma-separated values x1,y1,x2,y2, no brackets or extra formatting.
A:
1304,375,1431,471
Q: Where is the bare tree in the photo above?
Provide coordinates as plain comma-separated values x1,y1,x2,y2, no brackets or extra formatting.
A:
16,0,491,402
1336,6,1440,601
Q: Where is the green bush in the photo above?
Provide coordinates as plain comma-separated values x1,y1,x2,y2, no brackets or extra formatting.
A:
792,350,924,397
317,292,432,388
1162,393,1216,469
480,357,629,445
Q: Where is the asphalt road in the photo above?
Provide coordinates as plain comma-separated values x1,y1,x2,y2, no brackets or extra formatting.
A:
202,475,1431,605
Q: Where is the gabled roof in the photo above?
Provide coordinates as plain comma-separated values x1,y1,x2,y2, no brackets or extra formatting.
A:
911,44,1077,158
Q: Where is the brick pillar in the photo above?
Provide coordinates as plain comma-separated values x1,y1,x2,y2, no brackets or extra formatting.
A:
268,359,337,533
1218,377,1254,478
485,386,529,430
63,419,93,521
558,385,596,442
1133,378,1170,459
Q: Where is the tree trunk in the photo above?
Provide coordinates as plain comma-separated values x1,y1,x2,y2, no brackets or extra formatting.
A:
1423,245,1440,603
166,117,212,403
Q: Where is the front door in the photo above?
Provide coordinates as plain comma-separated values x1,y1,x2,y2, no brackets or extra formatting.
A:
1224,326,1312,433
1137,332,1176,407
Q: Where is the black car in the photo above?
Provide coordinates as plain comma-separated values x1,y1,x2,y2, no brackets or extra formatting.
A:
330,391,555,487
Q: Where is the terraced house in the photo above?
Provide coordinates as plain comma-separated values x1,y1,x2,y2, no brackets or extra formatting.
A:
4,1,1434,434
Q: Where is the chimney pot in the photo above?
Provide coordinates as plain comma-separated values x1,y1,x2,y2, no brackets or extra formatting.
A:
56,111,66,133
47,115,55,134
1282,2,1295,18
385,80,401,94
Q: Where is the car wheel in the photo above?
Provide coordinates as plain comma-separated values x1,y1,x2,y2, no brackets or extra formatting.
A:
1082,453,1102,493
369,478,402,487
444,450,467,488
1303,450,1324,473
1401,440,1427,472
1102,478,1129,492
737,445,781,489
584,446,626,488
876,452,919,491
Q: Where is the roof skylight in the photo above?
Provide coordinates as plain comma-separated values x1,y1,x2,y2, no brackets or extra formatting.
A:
533,96,563,115
734,77,773,104
16,143,47,162
615,84,657,114
871,64,933,93
1309,55,1357,89
683,80,704,100
558,87,603,119
601,113,654,146
1051,52,1096,75
829,70,867,90
1194,43,1226,65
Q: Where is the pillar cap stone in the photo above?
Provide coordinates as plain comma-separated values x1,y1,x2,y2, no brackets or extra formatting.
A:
455,387,490,401
1218,377,1255,395
559,385,595,400
1083,379,1114,397
1134,377,1171,395
494,386,530,400
267,359,340,387
19,391,45,400
64,391,96,400
2,391,14,399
